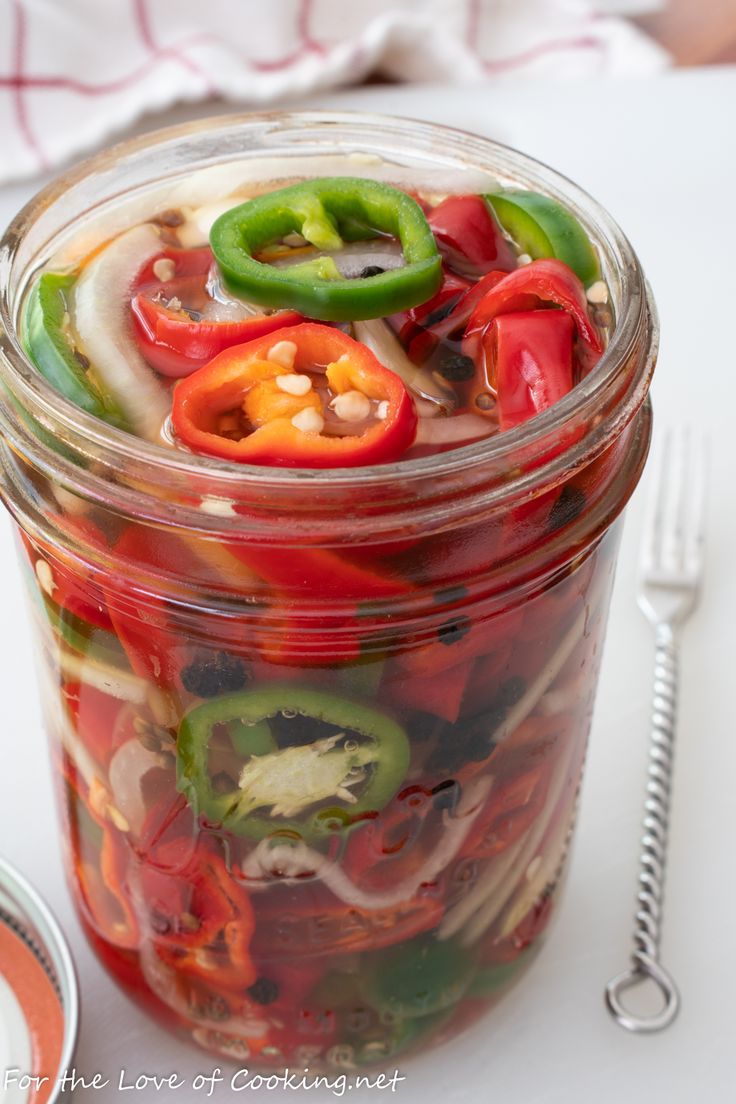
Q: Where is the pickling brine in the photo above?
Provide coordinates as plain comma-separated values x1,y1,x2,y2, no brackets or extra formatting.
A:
0,112,657,1070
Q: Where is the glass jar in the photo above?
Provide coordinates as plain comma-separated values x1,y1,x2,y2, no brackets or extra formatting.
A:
0,112,656,1070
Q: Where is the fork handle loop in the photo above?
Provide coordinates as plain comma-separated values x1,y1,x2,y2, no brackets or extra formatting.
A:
606,627,680,1030
605,954,680,1033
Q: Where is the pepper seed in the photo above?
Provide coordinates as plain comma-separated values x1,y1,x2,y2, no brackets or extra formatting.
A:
291,408,325,434
152,258,176,282
34,559,56,597
276,373,313,396
331,390,371,422
586,280,609,305
267,340,298,369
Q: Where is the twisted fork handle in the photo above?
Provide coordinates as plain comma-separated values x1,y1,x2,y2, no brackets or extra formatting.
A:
605,623,681,1032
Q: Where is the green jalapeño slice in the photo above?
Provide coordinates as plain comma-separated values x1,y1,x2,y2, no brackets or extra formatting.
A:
176,687,411,841
210,177,442,321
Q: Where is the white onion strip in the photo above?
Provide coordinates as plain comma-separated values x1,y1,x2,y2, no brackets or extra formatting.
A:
489,607,587,747
38,655,102,788
494,786,578,942
459,730,583,947
74,224,170,440
353,318,453,407
437,604,591,942
108,734,168,836
414,412,491,447
240,775,492,911
57,647,173,727
59,647,146,702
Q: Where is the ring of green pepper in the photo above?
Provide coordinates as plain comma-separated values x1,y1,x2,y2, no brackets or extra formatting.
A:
176,687,411,841
210,177,442,321
22,272,129,429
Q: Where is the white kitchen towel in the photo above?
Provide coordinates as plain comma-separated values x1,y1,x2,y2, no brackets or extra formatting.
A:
1,0,669,184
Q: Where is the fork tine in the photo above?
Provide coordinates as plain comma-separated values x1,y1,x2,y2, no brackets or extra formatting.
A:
661,426,690,573
684,432,708,575
641,428,671,574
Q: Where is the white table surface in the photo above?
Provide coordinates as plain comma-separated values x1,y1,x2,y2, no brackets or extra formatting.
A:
0,70,734,1103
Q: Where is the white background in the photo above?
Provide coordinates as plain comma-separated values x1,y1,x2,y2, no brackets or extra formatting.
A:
0,71,734,1101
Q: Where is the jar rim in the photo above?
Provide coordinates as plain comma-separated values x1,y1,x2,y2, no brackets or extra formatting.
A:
0,110,657,532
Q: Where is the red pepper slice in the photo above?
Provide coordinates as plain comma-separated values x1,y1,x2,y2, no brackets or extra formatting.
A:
390,660,471,724
102,524,240,691
428,195,517,275
489,310,575,431
396,268,472,365
172,323,417,468
131,274,303,378
464,258,603,358
66,683,130,769
64,765,139,949
400,269,472,334
135,245,213,286
415,269,508,349
22,516,114,632
461,764,549,861
229,544,410,667
140,842,256,993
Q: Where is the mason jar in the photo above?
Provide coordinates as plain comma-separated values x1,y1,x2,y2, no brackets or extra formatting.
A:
0,112,656,1070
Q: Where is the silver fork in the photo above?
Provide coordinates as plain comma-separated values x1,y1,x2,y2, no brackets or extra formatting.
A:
605,427,707,1033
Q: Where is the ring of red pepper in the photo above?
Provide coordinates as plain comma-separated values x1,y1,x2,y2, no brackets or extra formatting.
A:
171,323,418,468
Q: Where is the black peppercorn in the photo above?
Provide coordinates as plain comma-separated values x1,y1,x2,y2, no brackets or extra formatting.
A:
432,779,461,812
247,977,280,1005
438,616,472,645
498,675,527,708
433,584,469,605
549,485,586,532
437,353,476,382
180,651,248,697
424,299,458,327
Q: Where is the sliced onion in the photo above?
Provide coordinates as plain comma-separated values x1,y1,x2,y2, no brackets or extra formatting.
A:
74,224,170,440
59,648,150,703
108,734,167,835
353,318,453,407
460,735,582,947
240,775,492,911
414,398,442,419
58,648,173,725
331,240,405,279
414,412,493,447
269,239,405,279
201,270,263,322
38,656,102,788
177,198,245,248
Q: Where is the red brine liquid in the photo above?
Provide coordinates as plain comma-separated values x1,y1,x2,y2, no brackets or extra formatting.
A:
7,138,650,1072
